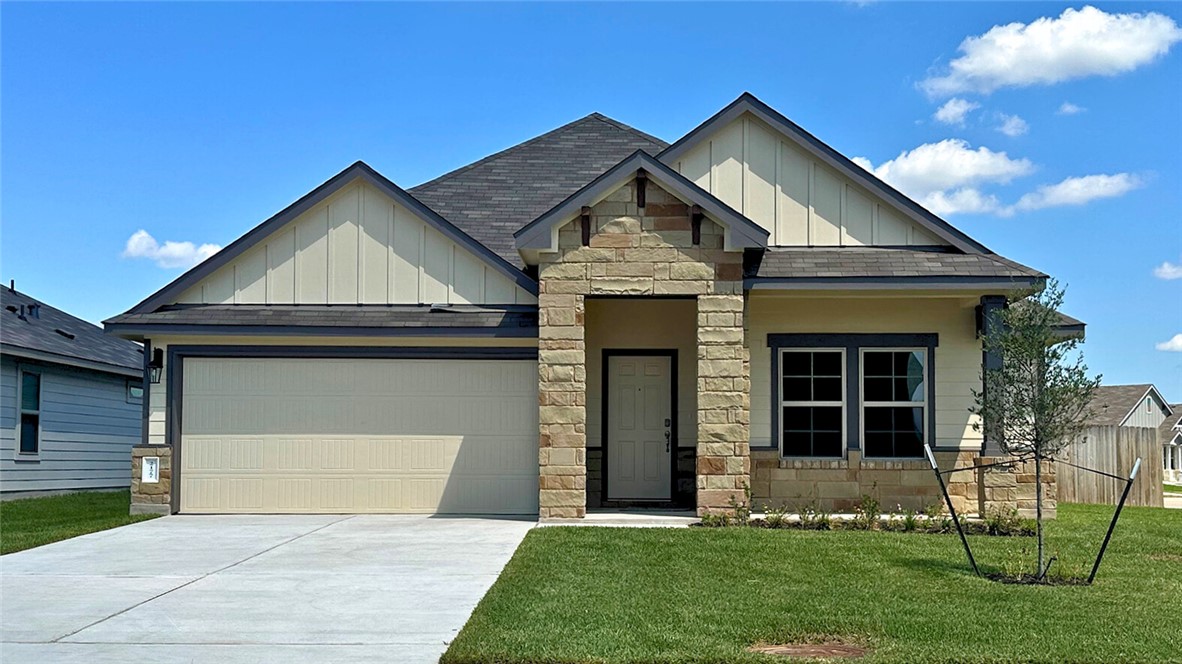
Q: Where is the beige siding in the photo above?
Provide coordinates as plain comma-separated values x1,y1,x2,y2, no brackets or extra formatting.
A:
675,113,950,248
179,357,538,514
748,293,983,450
175,181,534,306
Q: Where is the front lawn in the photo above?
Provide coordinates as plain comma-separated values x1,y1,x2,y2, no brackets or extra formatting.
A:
444,504,1182,663
1164,483,1182,495
0,490,160,555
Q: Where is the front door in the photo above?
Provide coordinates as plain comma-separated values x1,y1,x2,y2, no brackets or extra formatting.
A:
606,354,673,501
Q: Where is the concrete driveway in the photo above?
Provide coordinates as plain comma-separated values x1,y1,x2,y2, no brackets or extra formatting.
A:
1,515,534,663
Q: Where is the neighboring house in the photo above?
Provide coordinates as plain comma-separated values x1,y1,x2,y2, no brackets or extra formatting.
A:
107,93,1081,518
2,286,144,497
1160,406,1181,484
1086,384,1172,429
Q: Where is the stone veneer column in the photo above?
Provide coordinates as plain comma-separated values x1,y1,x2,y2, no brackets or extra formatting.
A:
130,445,172,515
696,294,751,516
537,292,587,519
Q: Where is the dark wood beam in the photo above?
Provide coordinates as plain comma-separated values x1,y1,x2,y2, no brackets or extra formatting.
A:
690,204,704,245
580,206,592,246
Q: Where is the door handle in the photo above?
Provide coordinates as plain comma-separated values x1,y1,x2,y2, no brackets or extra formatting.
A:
665,429,671,453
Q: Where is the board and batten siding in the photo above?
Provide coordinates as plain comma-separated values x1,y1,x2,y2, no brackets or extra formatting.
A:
0,356,143,494
1119,393,1170,429
674,114,947,248
175,181,535,306
747,293,983,450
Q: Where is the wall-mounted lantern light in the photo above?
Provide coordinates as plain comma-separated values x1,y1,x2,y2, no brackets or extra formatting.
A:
149,347,164,384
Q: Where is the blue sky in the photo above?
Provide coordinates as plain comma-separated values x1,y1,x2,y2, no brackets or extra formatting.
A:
2,2,1179,399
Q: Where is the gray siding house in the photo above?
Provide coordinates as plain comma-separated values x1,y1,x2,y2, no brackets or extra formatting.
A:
1,286,144,496
1087,384,1172,429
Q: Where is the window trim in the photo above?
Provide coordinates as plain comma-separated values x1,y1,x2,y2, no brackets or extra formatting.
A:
15,367,42,460
767,333,938,459
126,381,144,405
778,348,847,460
859,347,929,460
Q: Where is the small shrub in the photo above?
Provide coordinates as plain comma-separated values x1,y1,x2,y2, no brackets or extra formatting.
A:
851,494,881,530
799,502,833,530
698,510,731,528
728,484,752,527
984,508,1036,536
764,503,789,529
901,508,919,532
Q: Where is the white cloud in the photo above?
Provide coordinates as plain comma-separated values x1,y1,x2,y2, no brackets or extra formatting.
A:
1154,259,1182,280
996,113,1029,137
920,6,1182,97
1057,102,1086,115
854,139,1033,204
122,230,221,269
1156,334,1182,352
1006,173,1143,214
933,98,980,126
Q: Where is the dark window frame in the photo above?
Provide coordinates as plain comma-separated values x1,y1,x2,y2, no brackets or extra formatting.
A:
16,367,42,458
859,348,929,459
777,348,846,459
766,333,938,459
126,381,144,404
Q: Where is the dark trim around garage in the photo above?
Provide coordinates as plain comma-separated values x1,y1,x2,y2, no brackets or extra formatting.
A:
164,344,539,514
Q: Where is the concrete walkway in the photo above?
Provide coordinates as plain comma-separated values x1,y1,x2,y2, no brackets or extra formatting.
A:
1,514,534,663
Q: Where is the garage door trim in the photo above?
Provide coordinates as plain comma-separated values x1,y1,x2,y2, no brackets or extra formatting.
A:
165,344,539,514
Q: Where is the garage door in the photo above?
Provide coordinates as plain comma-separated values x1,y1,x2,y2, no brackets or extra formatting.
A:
178,357,538,514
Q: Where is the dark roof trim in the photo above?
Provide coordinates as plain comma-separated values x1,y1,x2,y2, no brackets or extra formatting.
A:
745,275,1043,290
515,150,768,252
124,161,538,316
658,93,991,255
1,343,143,378
103,323,539,339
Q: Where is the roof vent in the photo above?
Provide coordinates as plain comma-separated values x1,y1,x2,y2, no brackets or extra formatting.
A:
27,304,40,319
4,305,16,314
54,328,76,340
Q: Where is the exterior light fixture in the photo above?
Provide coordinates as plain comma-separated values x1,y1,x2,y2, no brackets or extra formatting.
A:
149,347,164,384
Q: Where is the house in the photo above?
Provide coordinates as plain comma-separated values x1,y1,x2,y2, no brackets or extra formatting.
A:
1160,406,1181,483
106,93,1077,518
2,285,144,497
1086,384,1172,429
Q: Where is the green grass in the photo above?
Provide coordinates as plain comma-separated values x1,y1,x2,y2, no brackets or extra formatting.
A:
1164,483,1182,495
444,504,1182,663
0,490,160,555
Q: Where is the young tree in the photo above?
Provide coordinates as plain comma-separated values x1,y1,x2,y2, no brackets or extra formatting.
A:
971,280,1101,579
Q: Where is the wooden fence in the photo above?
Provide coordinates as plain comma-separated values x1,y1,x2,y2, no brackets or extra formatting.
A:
1057,426,1163,507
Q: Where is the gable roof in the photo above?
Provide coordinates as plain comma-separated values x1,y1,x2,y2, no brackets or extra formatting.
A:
121,161,537,317
514,150,769,252
1087,384,1170,427
410,113,668,266
1161,405,1182,444
2,287,142,377
658,93,992,255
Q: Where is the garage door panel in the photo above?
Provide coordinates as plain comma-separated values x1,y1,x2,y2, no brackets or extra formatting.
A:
179,358,538,514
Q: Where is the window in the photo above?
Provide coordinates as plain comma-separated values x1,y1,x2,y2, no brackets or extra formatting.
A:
18,370,41,456
127,382,144,404
1146,398,1152,414
768,333,937,459
861,350,927,458
779,350,845,457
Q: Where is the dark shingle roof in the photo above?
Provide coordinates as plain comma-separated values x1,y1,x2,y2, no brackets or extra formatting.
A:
409,113,668,266
749,247,1046,281
105,304,538,335
1,287,143,374
1087,384,1156,427
1161,405,1182,444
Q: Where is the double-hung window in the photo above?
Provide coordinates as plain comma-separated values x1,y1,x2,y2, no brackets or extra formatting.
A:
861,350,927,459
779,350,844,458
18,370,41,456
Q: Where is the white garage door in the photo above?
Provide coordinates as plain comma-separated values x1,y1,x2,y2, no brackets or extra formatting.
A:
178,357,538,514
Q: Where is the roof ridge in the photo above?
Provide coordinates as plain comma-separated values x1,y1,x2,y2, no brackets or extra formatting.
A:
410,113,666,193
587,113,669,149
